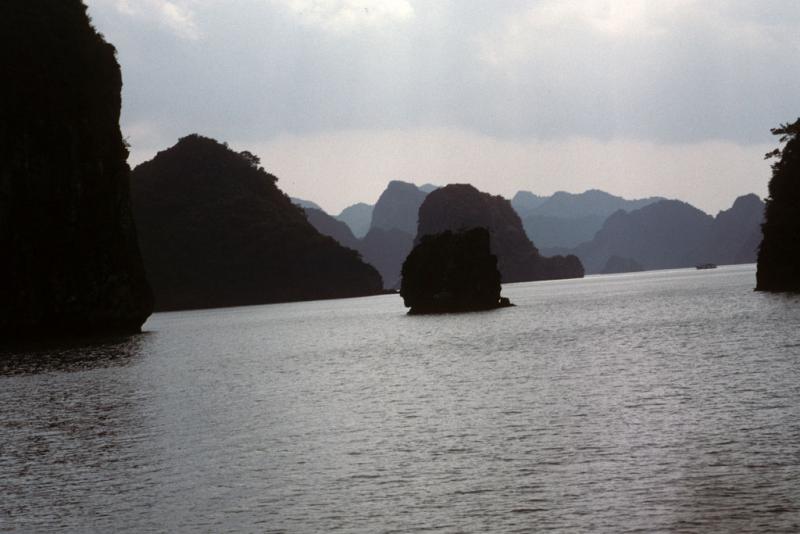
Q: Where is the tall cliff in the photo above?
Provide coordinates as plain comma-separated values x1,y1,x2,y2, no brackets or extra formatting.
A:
416,184,584,283
757,119,800,291
131,135,383,310
0,0,153,338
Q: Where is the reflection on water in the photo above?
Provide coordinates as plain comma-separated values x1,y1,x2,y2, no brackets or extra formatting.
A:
1,265,799,532
0,333,149,376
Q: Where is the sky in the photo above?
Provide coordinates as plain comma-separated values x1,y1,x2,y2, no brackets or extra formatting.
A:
84,0,800,215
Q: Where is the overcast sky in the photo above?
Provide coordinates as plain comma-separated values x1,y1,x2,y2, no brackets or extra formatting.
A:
85,0,800,214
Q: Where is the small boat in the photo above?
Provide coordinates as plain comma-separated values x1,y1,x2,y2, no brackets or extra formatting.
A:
696,263,717,270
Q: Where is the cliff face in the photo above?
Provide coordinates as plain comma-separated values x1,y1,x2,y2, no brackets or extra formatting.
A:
0,0,153,338
416,184,584,283
708,194,764,265
131,135,383,310
370,181,428,235
757,119,800,291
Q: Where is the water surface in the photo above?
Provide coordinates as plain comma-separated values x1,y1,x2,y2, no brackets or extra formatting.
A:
2,265,799,532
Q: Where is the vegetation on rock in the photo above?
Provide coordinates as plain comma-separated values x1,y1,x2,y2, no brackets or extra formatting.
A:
131,135,383,310
757,119,800,291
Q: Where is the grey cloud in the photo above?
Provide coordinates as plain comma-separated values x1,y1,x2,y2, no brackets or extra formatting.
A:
85,0,800,151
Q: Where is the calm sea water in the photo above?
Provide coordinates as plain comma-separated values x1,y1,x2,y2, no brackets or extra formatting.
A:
2,264,799,533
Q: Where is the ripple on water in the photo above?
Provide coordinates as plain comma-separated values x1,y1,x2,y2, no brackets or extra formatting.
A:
1,265,799,532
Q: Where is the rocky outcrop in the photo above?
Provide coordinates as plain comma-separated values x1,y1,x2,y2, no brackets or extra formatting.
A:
416,184,584,283
131,135,383,310
757,119,800,291
400,228,511,314
0,0,153,339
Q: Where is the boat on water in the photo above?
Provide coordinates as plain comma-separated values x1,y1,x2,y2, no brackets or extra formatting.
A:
696,263,718,270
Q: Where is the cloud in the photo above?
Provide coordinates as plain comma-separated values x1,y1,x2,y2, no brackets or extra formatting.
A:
478,0,799,70
277,0,414,32
93,0,201,39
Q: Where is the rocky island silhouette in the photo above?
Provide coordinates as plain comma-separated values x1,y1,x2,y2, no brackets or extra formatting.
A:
400,228,512,314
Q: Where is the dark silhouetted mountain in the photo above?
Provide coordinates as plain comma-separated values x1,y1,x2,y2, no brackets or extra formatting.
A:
0,0,153,339
566,196,764,274
401,228,511,314
510,191,548,218
357,228,415,290
416,184,584,283
757,119,800,291
131,135,383,310
370,181,428,235
515,189,664,249
601,256,644,274
291,197,322,210
418,183,440,193
303,207,360,251
336,203,373,238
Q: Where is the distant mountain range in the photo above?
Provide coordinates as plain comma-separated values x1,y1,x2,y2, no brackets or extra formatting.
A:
512,189,665,249
544,194,764,273
302,184,764,287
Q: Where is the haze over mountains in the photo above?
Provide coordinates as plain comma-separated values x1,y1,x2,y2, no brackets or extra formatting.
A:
304,182,764,284
512,189,665,249
546,195,765,273
336,203,373,238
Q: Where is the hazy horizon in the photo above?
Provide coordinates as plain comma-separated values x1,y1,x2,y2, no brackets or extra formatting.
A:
85,1,799,214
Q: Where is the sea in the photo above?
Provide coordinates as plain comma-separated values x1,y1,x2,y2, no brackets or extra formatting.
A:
1,264,799,533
